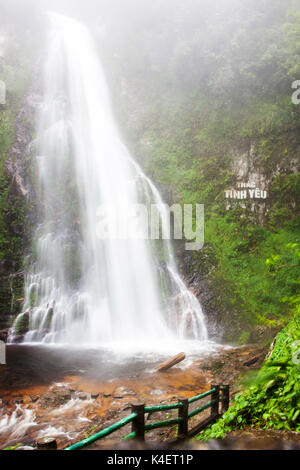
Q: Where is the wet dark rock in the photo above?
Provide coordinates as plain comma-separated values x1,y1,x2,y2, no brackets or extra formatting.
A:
29,395,39,403
91,392,99,399
176,245,223,341
78,392,90,400
12,334,26,343
105,409,118,420
36,436,57,450
39,388,71,408
243,354,263,367
0,328,9,342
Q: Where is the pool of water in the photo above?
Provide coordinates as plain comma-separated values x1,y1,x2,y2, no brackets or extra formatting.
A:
0,341,221,392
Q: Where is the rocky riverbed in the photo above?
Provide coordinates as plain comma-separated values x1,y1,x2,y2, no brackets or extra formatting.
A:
0,342,271,450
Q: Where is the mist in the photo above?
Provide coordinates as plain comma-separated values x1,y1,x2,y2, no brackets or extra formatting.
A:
0,0,300,452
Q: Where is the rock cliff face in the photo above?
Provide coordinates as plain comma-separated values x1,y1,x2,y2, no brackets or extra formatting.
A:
192,152,297,342
0,50,40,329
7,90,40,199
0,90,35,329
223,142,299,232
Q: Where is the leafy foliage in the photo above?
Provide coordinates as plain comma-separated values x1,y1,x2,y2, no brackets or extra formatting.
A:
198,313,300,438
198,249,300,439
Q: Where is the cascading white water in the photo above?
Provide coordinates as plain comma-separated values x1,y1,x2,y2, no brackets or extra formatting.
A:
12,13,208,348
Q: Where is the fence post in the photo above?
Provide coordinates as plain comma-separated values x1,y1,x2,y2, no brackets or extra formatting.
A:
210,384,220,418
221,385,230,413
178,398,189,437
131,403,145,441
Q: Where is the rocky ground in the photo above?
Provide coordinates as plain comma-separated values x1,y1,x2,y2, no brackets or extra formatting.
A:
0,343,272,450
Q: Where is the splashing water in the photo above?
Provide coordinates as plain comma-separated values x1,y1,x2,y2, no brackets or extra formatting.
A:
0,405,36,439
12,13,208,350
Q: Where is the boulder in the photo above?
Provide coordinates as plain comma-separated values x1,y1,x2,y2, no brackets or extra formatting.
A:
77,392,90,400
13,334,25,343
0,328,9,342
39,388,71,408
14,312,30,335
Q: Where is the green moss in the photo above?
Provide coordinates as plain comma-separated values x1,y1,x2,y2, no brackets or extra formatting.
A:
14,312,29,335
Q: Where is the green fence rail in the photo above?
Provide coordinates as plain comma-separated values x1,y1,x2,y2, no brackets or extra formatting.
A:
65,413,137,450
65,384,229,450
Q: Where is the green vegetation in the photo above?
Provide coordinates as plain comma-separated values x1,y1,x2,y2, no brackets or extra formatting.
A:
197,245,300,438
189,215,300,339
107,0,300,340
199,315,300,437
3,443,23,450
0,21,34,325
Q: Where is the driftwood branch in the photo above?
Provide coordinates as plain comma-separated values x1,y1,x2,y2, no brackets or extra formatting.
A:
156,352,186,372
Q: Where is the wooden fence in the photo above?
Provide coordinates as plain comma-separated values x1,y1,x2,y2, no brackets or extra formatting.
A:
65,384,229,450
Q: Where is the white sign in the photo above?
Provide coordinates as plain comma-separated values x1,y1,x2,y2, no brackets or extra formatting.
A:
225,182,267,200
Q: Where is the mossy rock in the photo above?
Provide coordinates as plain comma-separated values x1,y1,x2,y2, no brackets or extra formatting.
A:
14,312,29,335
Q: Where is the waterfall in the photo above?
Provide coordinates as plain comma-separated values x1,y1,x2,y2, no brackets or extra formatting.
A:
12,13,208,348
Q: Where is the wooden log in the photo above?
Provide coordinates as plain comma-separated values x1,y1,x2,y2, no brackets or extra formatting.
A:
156,352,186,372
243,354,262,367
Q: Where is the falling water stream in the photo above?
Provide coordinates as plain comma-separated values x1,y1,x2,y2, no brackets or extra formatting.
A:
11,13,208,352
